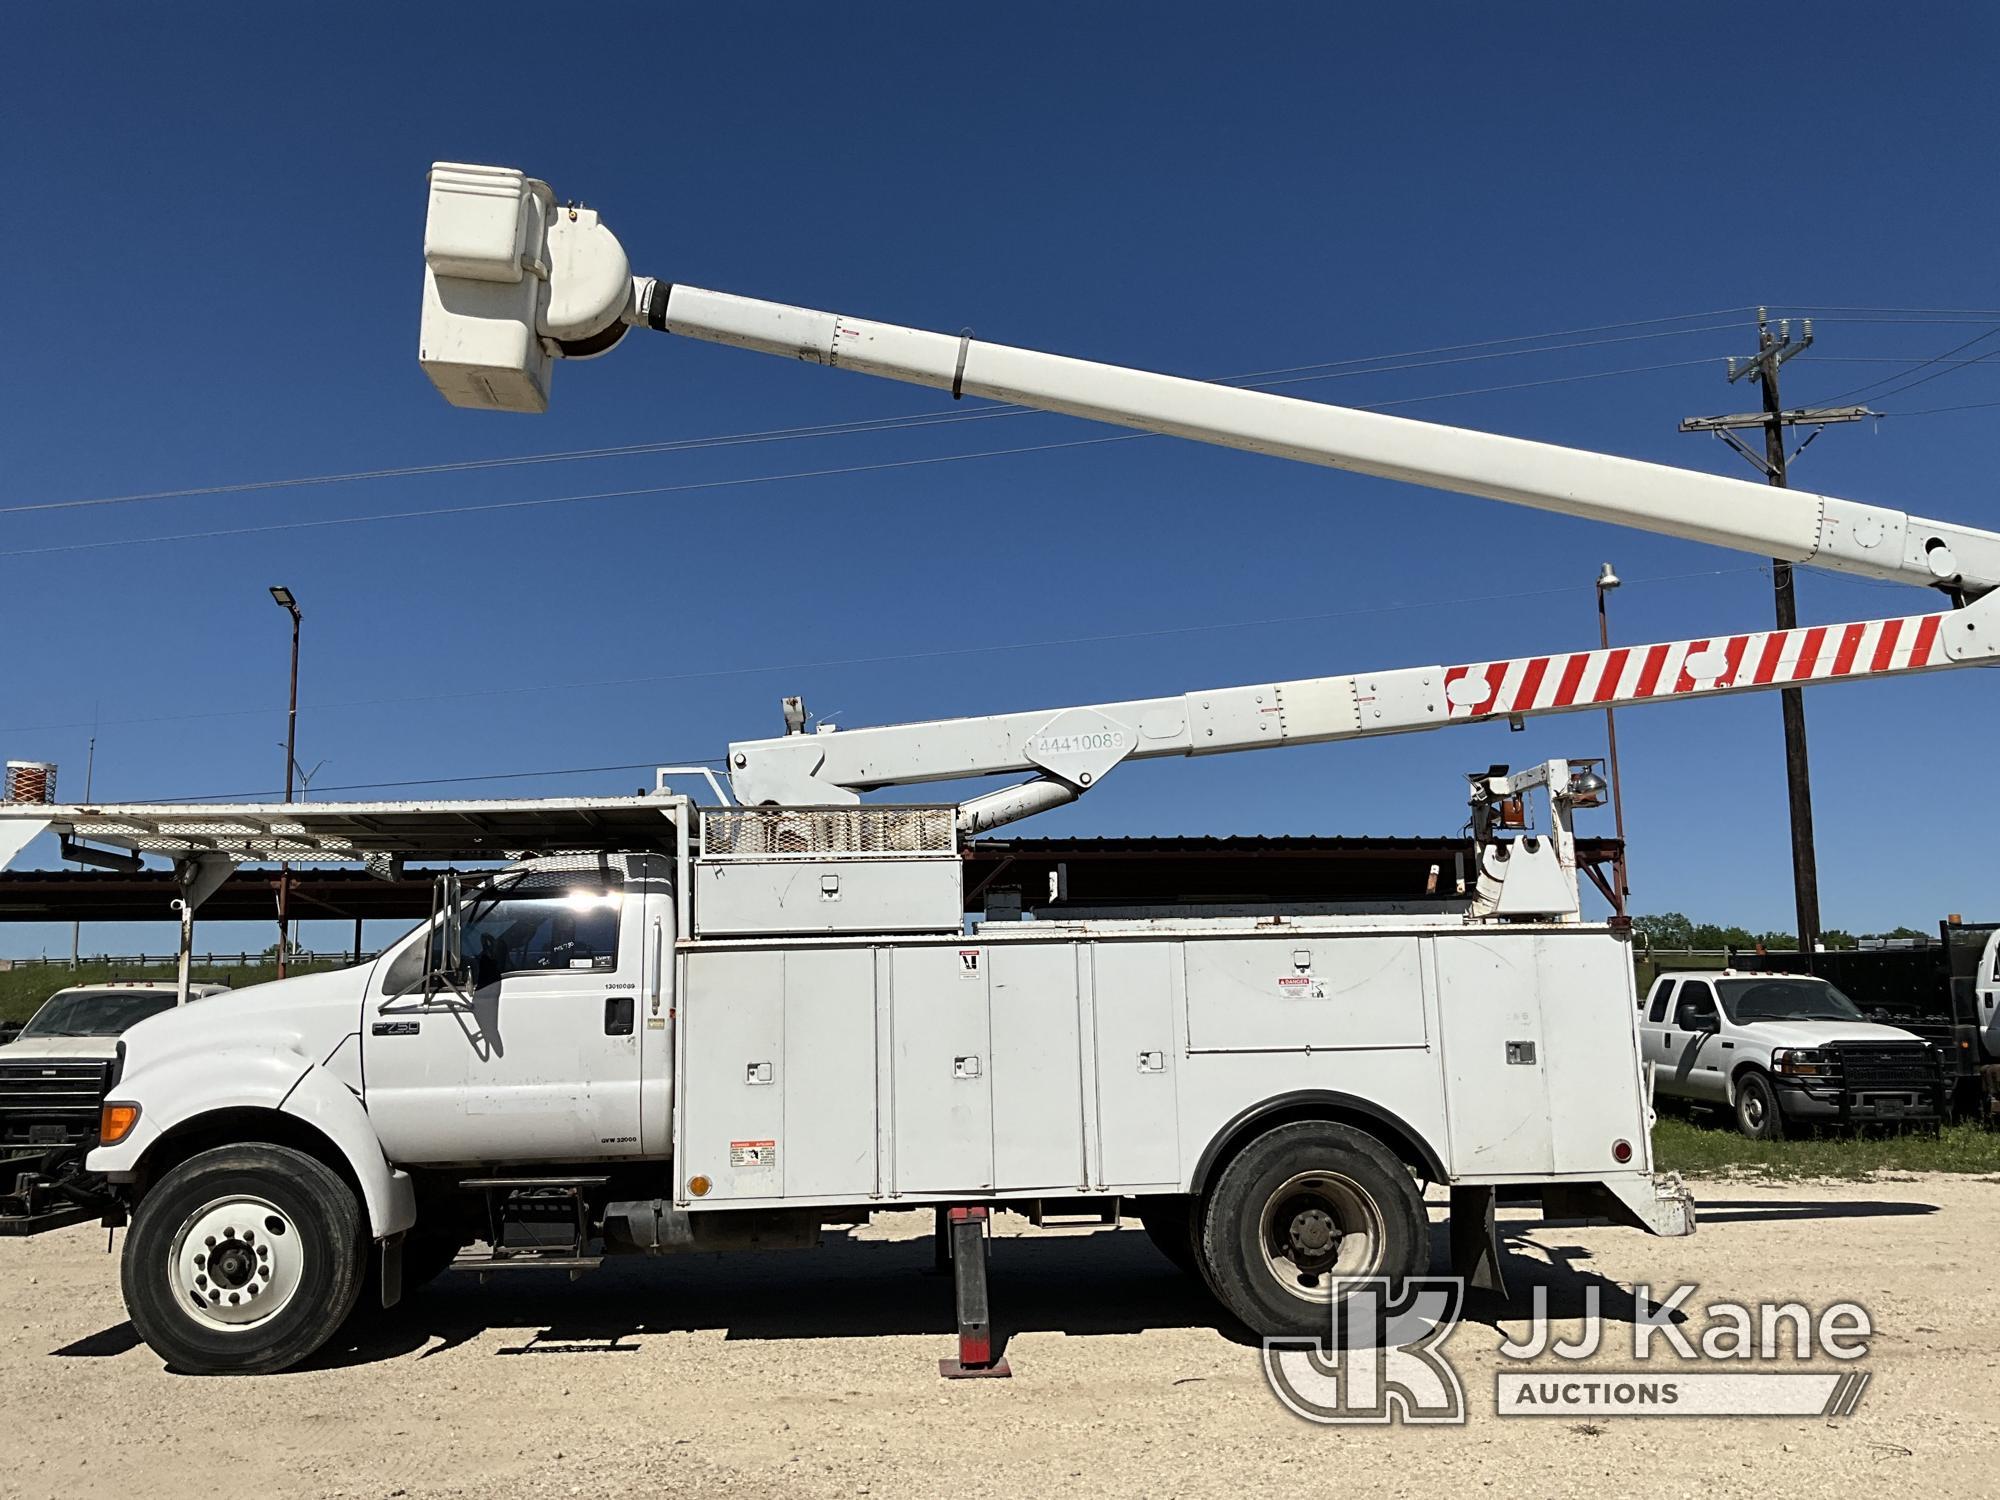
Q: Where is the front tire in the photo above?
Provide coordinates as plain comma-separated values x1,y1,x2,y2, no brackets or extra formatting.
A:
1199,1121,1428,1339
122,1143,365,1375
1735,1072,1785,1141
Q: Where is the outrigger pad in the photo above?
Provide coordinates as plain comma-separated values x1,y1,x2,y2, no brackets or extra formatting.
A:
938,1206,1013,1379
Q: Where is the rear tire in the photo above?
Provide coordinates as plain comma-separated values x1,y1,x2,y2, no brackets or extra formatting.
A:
1735,1072,1785,1141
1199,1121,1428,1339
122,1143,365,1375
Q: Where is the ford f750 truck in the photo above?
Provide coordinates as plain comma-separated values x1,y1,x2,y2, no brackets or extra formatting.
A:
4,161,2000,1374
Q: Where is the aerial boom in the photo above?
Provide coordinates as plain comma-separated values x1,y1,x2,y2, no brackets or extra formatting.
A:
729,592,2000,818
639,281,2000,599
416,164,2000,600
413,163,2000,825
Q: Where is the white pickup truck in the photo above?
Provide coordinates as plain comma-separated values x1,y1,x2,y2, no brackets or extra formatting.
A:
1638,970,1945,1138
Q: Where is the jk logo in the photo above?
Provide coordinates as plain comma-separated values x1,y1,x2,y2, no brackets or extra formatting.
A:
1262,1277,1468,1425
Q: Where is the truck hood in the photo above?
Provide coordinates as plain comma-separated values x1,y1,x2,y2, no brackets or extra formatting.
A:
1737,1019,1928,1049
116,964,372,1075
0,1034,123,1062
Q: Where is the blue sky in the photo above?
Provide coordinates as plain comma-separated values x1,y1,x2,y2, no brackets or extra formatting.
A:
5,4,1999,958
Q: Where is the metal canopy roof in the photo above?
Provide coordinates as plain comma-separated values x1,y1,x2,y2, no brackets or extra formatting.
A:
0,796,684,870
0,833,1624,922
0,869,439,923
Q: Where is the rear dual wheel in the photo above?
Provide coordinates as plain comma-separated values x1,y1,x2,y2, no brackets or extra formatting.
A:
1198,1121,1429,1339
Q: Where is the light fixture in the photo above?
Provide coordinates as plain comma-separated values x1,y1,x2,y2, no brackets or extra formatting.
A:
1595,562,1621,592
269,585,299,614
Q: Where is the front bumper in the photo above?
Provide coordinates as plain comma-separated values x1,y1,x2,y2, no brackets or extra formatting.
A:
1773,1076,1941,1123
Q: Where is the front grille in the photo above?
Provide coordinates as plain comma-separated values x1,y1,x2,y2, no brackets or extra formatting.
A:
0,1060,112,1149
1829,1043,1935,1092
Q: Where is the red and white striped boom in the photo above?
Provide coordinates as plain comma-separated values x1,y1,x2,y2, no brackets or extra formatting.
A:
1442,610,1956,725
727,592,2000,811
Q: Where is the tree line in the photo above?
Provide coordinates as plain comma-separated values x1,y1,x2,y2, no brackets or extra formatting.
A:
1630,913,1931,952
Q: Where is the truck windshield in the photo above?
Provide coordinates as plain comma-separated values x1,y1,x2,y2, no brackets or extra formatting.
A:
1716,977,1865,1024
18,989,179,1039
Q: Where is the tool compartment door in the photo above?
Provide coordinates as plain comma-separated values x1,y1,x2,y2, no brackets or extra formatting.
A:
987,944,1086,1192
890,946,994,1194
678,946,881,1202
1182,935,1428,1052
1432,933,1556,1175
677,949,787,1200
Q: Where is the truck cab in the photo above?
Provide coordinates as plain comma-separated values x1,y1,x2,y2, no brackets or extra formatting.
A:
1638,970,1943,1138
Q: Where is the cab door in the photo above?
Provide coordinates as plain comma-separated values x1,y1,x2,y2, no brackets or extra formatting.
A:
1638,979,1678,1081
364,864,646,1164
1664,979,1729,1102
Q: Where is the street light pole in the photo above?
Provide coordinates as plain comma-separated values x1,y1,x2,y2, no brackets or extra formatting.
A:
1595,563,1629,915
270,586,302,979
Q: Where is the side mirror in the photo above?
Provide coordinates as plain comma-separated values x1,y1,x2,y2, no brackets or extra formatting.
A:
423,871,471,995
1687,1008,1720,1034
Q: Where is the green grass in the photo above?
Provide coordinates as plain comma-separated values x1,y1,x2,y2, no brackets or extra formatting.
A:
1651,1111,2000,1179
0,959,361,1024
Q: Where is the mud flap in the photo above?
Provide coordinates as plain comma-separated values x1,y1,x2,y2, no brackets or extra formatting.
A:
379,1232,405,1310
1449,1184,1506,1296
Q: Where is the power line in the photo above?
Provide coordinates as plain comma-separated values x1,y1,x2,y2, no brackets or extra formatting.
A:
2,313,1754,519
3,563,1765,737
146,760,708,805
1879,395,2000,418
1808,325,2000,406
0,356,1725,561
1859,347,2000,403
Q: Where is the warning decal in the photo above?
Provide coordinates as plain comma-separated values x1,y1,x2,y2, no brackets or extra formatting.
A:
958,948,982,979
1278,975,1328,1000
730,1139,777,1170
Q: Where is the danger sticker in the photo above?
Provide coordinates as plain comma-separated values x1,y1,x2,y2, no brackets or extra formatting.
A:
1278,976,1327,1000
958,948,982,979
729,1139,777,1170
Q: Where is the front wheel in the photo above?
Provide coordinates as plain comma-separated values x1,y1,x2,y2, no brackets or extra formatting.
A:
1199,1121,1428,1339
122,1143,366,1375
1734,1073,1785,1141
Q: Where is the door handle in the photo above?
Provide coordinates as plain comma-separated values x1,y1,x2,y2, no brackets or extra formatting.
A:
604,994,635,1036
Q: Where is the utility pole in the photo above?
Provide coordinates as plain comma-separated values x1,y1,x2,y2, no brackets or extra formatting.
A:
1594,563,1629,915
68,733,95,969
270,586,302,979
1680,309,1874,956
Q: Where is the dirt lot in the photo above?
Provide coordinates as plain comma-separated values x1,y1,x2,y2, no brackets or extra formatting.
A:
3,1175,1996,1500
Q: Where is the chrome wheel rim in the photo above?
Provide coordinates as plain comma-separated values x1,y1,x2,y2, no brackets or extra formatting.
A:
1742,1089,1767,1131
1257,1170,1386,1304
169,1195,303,1332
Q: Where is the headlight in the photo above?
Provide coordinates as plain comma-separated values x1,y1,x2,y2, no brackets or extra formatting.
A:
1772,1048,1839,1078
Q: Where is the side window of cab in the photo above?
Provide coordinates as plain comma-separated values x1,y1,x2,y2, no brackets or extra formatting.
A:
1647,980,1677,1024
380,873,625,995
1673,980,1720,1030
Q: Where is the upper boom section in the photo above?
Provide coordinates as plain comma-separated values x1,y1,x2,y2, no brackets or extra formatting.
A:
418,163,2000,599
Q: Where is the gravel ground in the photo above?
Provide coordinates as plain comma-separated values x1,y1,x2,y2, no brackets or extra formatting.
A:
3,1175,1996,1499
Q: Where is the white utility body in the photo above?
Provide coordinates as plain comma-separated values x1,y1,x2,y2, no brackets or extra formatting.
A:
3,161,1998,1377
